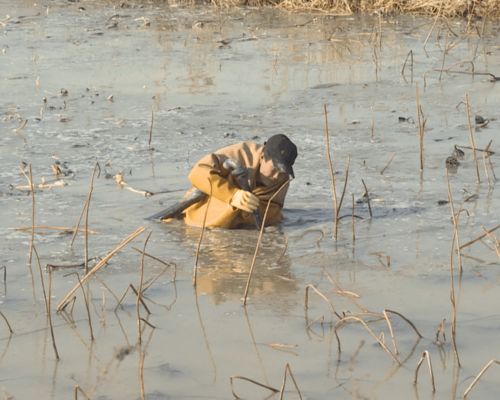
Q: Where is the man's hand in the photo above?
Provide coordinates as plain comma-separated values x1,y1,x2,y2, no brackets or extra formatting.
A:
230,189,259,213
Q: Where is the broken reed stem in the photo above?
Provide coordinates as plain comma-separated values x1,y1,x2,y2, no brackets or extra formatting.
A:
465,93,481,183
148,107,154,149
383,310,398,355
416,84,425,171
304,284,342,320
115,284,152,314
33,245,60,360
323,104,339,240
65,272,94,341
193,179,212,287
0,310,13,334
335,315,400,365
243,179,290,306
230,376,279,399
57,227,145,311
446,170,463,274
337,155,351,218
137,231,152,345
384,309,423,338
70,163,100,249
460,223,500,250
74,384,91,400
482,140,494,188
351,193,355,243
132,247,177,286
414,350,436,393
361,179,373,218
380,153,395,175
279,363,303,400
84,163,99,273
463,359,500,398
446,169,462,367
28,164,35,265
401,50,414,83
482,227,500,259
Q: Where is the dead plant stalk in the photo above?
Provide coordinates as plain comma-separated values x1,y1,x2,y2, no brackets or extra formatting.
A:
465,93,481,183
243,179,290,305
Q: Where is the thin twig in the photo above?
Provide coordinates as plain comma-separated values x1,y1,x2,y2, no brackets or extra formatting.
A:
84,163,100,273
137,231,152,345
63,272,94,341
279,363,303,400
193,179,212,287
361,179,373,218
33,246,60,360
380,153,395,175
304,284,342,320
57,227,145,311
28,164,35,265
465,93,480,183
414,350,436,393
230,376,279,399
459,223,500,250
323,104,339,240
0,310,13,334
464,359,500,398
243,179,290,306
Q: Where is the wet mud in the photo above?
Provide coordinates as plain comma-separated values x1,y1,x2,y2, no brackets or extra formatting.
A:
1,1,500,399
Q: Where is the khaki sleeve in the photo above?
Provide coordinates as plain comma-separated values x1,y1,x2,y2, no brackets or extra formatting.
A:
188,153,239,204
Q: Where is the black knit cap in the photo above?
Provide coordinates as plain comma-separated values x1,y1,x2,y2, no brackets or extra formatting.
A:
263,134,298,178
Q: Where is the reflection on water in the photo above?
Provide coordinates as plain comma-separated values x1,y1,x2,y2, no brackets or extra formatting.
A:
1,1,500,399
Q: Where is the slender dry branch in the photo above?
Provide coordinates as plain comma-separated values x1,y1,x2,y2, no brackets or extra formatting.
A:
148,107,154,149
279,363,303,400
304,284,342,320
414,351,436,393
464,359,500,398
460,224,500,250
465,93,480,183
323,104,339,240
384,309,423,338
193,180,212,287
74,384,91,400
28,164,35,265
57,227,145,311
243,179,290,305
361,179,373,218
64,272,94,341
230,376,279,399
416,84,426,171
401,50,414,83
380,153,395,175
0,310,13,334
137,231,152,345
335,315,400,365
84,163,100,273
33,246,60,360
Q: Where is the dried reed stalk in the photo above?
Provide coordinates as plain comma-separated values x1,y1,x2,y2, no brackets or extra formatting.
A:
33,245,60,360
465,93,481,183
64,272,94,341
16,225,97,234
351,193,355,243
85,164,99,272
384,309,423,338
74,384,91,400
361,179,373,218
323,104,339,239
115,284,152,314
57,227,145,311
243,179,290,305
304,284,342,320
459,223,500,250
132,247,177,284
414,350,436,393
0,310,13,334
148,107,154,149
28,164,35,265
193,179,212,287
380,153,395,175
335,315,400,365
279,363,303,400
416,84,426,171
230,376,279,399
463,359,500,398
137,231,152,345
401,50,414,83
482,226,500,259
70,163,100,248
446,169,462,367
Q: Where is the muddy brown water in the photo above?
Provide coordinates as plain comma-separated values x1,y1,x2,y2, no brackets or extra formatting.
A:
1,1,500,399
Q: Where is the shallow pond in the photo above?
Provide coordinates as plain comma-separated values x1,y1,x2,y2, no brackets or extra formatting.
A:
1,1,500,399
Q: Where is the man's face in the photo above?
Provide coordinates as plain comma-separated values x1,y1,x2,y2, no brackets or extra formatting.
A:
259,155,287,185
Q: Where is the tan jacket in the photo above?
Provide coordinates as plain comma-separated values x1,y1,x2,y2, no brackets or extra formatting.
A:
183,141,290,228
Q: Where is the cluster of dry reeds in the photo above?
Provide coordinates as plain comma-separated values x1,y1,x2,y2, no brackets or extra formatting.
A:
208,0,500,18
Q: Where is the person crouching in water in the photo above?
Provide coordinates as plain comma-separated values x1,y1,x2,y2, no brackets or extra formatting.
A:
167,134,297,229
